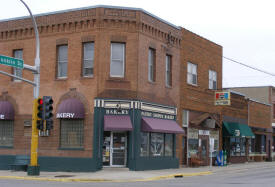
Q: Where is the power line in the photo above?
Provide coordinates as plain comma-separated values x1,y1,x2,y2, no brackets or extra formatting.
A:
223,56,275,77
182,37,275,77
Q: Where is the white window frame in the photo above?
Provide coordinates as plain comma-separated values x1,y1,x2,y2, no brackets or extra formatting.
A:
182,109,189,127
148,48,155,82
110,43,125,78
209,70,217,90
187,62,197,85
13,49,23,82
82,42,94,77
57,45,68,78
165,55,172,87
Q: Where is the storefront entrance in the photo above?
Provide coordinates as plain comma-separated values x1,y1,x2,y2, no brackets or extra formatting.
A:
103,131,127,167
199,136,209,166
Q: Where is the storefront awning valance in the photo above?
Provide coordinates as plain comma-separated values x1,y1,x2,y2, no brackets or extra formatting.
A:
223,122,255,138
0,101,14,120
56,98,85,119
104,115,133,131
141,117,184,134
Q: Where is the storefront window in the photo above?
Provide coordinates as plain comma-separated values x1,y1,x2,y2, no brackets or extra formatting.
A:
0,120,13,147
188,139,198,157
212,139,219,157
150,133,164,156
140,132,149,156
165,134,173,156
240,138,246,156
60,119,84,149
249,138,255,154
230,137,246,156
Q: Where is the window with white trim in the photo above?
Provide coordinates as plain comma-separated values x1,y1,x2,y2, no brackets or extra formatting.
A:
60,119,84,149
209,70,217,89
57,45,68,78
165,55,172,87
182,110,189,127
148,48,156,82
110,43,125,78
13,49,23,82
187,62,197,85
82,42,94,77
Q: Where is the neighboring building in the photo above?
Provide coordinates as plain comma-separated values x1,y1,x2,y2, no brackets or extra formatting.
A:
221,91,253,164
180,28,223,166
229,86,274,160
0,5,184,171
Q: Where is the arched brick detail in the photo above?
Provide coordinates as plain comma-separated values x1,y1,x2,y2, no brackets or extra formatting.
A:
57,88,90,116
0,91,18,117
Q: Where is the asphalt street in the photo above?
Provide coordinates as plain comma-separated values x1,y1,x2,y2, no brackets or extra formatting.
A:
1,165,275,187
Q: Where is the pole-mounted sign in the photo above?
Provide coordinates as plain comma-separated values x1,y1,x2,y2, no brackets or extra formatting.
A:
0,55,24,69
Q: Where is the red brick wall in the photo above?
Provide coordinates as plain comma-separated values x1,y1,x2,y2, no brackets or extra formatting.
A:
249,101,271,129
0,7,182,159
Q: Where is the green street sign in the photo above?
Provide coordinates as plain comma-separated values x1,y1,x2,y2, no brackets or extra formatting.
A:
0,55,24,69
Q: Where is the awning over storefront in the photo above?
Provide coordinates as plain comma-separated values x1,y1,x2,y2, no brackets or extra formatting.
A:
56,98,85,119
141,117,184,134
104,115,133,131
223,122,255,138
0,101,14,120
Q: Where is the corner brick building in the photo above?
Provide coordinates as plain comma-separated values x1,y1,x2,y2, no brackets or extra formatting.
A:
0,5,183,171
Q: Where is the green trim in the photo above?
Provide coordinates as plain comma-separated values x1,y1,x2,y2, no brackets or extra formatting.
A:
0,146,13,149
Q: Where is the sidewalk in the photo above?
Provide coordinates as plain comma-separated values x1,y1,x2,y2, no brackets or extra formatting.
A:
0,161,274,182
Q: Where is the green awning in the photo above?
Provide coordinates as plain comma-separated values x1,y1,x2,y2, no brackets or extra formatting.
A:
223,122,255,138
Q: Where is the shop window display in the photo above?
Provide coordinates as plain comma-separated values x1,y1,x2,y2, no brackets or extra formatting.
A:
188,139,198,157
140,132,174,157
140,132,149,156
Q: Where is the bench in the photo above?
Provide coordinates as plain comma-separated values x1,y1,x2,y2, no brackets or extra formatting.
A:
10,155,30,171
190,156,203,167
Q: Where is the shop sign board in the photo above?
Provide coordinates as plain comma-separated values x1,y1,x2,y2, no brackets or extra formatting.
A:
215,91,231,105
199,130,210,136
0,55,24,69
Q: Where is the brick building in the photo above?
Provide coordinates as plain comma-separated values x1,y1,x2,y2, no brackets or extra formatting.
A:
229,86,274,160
0,5,184,171
179,28,223,166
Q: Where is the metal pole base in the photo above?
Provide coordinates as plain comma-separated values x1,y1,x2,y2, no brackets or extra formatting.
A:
27,165,40,176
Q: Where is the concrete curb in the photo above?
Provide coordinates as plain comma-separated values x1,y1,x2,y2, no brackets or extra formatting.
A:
0,171,212,183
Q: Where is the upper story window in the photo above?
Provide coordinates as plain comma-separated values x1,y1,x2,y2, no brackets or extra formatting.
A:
57,45,68,78
13,49,23,82
209,70,217,90
110,43,125,78
182,109,189,127
273,104,275,119
165,55,172,87
187,62,197,85
148,48,156,82
82,42,94,77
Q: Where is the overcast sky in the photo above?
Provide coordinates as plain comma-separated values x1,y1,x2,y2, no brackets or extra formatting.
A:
1,0,275,88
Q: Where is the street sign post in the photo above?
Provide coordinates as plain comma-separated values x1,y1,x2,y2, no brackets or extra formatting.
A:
0,55,24,69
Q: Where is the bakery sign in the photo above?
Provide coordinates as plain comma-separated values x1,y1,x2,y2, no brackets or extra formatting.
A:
0,114,4,119
215,91,231,105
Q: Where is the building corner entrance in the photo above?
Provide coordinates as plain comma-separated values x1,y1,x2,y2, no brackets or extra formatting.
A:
103,131,127,167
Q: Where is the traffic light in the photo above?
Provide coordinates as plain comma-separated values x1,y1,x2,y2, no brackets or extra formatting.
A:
43,96,53,130
36,98,44,130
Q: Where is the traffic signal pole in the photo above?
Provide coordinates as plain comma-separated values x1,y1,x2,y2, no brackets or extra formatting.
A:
18,0,41,176
30,99,39,167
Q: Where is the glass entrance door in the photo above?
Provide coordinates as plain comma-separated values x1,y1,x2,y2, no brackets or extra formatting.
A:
111,132,126,166
199,136,209,166
103,132,127,167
